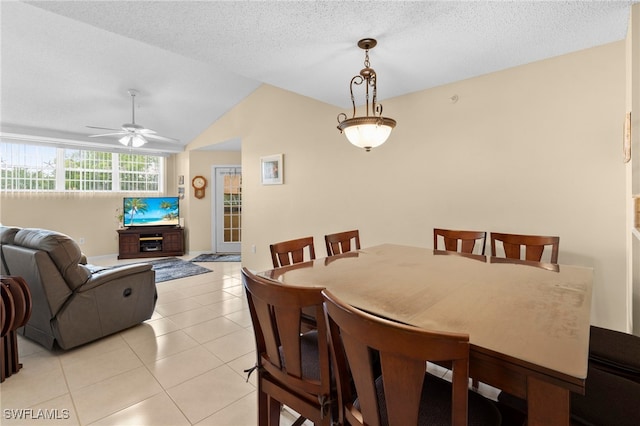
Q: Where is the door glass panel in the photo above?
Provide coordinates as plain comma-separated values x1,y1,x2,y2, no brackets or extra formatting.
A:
215,167,241,253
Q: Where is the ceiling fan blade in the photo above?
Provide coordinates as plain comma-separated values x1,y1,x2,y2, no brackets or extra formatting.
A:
87,125,122,131
88,132,128,138
143,133,180,143
89,90,177,144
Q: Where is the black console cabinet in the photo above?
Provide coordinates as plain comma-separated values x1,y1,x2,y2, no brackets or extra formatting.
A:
117,226,184,259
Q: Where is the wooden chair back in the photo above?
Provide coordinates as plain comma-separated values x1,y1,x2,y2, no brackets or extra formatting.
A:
270,236,316,268
433,228,486,255
242,268,332,425
490,232,559,264
322,289,472,426
325,230,361,256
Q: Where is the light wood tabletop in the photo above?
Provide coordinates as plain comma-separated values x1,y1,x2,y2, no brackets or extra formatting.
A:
262,243,593,426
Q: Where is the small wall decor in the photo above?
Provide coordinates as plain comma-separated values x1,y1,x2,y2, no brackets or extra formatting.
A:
261,154,283,185
624,112,632,163
192,175,207,199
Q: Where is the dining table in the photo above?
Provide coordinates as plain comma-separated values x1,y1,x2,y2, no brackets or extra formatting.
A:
261,243,593,426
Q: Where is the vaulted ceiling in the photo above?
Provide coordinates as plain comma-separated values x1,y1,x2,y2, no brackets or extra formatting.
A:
1,1,637,154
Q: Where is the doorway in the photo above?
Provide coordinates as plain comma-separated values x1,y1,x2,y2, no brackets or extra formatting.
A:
212,166,242,253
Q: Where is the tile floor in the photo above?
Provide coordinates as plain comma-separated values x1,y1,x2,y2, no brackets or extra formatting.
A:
1,254,500,426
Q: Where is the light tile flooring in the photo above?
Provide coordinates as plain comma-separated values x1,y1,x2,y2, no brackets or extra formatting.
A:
1,255,500,426
1,255,301,426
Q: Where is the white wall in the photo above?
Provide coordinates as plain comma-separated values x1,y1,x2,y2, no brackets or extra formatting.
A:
189,42,627,331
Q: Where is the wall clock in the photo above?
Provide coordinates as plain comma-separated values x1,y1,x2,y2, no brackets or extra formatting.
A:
192,175,207,199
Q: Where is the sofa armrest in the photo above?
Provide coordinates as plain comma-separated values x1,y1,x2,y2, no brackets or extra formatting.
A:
80,263,154,291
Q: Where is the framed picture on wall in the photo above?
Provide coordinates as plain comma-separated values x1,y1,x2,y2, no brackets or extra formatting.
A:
261,154,283,185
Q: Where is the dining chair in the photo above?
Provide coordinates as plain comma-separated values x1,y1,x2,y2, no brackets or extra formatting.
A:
490,232,559,264
322,289,501,426
324,229,361,257
270,236,316,268
242,268,333,426
433,228,487,255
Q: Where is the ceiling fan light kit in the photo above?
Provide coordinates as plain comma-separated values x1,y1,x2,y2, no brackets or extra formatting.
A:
88,89,179,148
337,38,396,152
119,134,146,148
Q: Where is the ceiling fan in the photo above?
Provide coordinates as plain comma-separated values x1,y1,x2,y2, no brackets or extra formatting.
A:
87,89,179,148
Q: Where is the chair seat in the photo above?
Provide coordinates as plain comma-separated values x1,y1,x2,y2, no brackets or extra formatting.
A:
358,374,501,426
277,331,321,381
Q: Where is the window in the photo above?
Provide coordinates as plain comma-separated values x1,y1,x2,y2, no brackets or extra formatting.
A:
65,149,113,191
0,142,163,193
119,153,160,192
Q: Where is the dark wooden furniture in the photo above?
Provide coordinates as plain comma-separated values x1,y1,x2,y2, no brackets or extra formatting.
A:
263,244,593,426
117,226,184,259
324,229,361,256
490,232,559,264
269,236,315,268
433,228,486,255
498,326,640,425
242,268,332,426
1,276,32,382
323,289,501,426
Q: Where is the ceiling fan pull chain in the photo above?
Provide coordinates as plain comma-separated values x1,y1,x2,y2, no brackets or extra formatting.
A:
130,90,136,125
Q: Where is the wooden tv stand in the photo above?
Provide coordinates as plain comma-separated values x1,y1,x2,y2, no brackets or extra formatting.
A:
117,226,184,259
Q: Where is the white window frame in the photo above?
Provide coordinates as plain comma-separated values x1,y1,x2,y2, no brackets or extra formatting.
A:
0,142,165,193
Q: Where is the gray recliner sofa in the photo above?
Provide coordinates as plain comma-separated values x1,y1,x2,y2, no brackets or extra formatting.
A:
0,226,157,350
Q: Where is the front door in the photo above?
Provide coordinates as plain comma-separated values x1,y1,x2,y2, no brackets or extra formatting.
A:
213,166,241,253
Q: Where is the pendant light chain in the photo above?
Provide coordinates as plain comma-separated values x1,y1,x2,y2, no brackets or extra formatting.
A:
336,38,396,151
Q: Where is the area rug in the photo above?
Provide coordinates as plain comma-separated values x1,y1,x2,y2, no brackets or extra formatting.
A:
146,257,212,283
190,253,241,262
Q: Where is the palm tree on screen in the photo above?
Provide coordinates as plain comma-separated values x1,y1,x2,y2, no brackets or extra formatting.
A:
125,198,149,223
159,200,178,221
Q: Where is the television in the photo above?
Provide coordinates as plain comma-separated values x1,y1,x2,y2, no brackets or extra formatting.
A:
123,196,180,228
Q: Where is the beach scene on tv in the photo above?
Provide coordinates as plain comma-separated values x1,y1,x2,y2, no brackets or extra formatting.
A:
123,197,180,227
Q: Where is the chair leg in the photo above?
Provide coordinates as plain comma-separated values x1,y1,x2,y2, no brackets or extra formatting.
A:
257,388,269,426
1,336,6,382
268,396,281,426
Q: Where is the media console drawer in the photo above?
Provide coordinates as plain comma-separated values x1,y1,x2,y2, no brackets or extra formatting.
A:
117,226,184,259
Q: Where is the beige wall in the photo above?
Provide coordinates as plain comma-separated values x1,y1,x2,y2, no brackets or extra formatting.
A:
0,41,628,331
192,41,627,330
181,149,241,252
0,194,124,255
627,4,640,334
0,151,240,256
0,156,179,256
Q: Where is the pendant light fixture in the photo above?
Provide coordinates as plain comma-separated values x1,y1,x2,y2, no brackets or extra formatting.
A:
337,38,396,152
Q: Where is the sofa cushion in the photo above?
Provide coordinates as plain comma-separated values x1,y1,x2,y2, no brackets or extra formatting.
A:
13,228,90,290
0,226,21,244
1,226,22,275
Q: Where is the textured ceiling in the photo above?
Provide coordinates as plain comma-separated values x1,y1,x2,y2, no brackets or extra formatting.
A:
1,1,637,154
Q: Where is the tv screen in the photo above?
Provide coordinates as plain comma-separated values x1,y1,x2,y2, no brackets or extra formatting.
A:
123,196,180,227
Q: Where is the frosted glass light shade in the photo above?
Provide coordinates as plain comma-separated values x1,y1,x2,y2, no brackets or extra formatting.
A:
119,134,147,148
338,116,397,152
